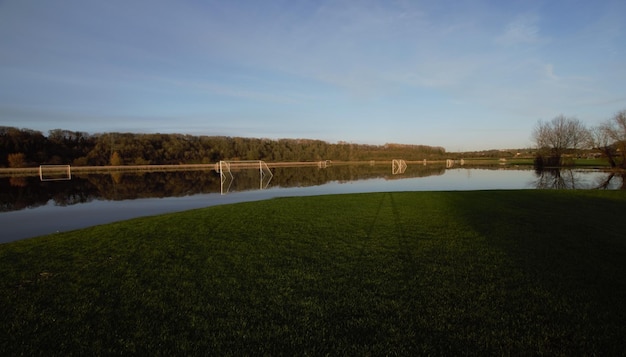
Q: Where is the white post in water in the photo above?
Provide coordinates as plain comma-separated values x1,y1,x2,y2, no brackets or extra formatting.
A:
39,165,71,181
218,160,272,194
392,159,407,174
218,161,233,195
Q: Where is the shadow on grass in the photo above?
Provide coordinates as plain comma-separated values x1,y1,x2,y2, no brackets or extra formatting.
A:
442,190,626,354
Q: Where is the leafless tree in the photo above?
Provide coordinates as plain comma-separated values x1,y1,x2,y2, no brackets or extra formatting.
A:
532,115,589,167
588,123,617,168
588,109,626,169
604,110,626,169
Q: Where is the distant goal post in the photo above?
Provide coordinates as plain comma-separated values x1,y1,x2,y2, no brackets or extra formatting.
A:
217,160,273,194
392,159,407,175
39,165,72,181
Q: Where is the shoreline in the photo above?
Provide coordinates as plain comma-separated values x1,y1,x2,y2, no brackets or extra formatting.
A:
0,160,453,177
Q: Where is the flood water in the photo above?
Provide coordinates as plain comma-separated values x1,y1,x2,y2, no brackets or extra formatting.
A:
1,163,623,243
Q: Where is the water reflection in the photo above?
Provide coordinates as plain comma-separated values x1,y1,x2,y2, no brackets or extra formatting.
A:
592,171,626,190
533,168,626,190
2,165,624,243
0,164,445,212
0,165,623,214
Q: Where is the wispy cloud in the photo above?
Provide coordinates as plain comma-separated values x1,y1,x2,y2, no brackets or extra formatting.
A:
544,64,558,81
496,13,545,45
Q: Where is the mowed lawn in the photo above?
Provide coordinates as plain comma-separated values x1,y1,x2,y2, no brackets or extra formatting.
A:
1,190,625,355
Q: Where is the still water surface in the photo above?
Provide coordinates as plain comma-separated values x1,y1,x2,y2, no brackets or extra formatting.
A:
1,166,622,243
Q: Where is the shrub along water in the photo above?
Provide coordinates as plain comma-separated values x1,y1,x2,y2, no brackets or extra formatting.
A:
1,190,625,355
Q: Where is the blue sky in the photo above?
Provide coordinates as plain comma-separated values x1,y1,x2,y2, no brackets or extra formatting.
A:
1,0,625,151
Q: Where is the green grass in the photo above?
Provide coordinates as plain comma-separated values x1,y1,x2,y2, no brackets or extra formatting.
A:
2,190,626,355
573,158,613,167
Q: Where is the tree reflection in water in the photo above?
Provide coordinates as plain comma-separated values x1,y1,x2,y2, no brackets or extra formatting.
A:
533,168,625,190
1,165,623,213
0,164,445,212
593,171,626,190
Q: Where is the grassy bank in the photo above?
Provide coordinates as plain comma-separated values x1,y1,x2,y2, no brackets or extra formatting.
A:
2,191,626,355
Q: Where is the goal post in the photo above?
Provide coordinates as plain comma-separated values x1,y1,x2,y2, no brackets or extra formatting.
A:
218,161,233,195
258,160,273,189
218,160,273,194
392,159,407,175
39,165,72,181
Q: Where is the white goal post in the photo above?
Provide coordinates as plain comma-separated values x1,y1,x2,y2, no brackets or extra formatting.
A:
39,165,72,181
392,159,407,175
217,160,273,194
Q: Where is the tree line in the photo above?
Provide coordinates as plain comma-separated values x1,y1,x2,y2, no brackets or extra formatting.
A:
0,128,447,168
532,109,626,169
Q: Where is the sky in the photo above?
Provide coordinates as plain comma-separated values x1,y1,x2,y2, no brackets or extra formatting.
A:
1,0,625,151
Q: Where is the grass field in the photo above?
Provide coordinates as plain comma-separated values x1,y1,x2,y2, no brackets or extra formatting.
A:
1,190,625,355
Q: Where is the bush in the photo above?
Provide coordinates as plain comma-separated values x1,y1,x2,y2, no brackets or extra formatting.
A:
7,153,26,168
533,153,560,168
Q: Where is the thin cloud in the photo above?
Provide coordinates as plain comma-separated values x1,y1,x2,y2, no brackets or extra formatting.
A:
496,14,544,45
544,64,558,81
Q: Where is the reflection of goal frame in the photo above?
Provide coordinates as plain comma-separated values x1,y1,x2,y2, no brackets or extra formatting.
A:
218,160,273,195
39,165,72,181
392,159,407,175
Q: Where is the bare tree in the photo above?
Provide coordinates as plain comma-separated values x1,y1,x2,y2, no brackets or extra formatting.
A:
532,115,589,167
604,110,626,169
588,123,618,168
589,110,626,169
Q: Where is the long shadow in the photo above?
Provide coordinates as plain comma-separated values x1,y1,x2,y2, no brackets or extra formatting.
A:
444,190,626,354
